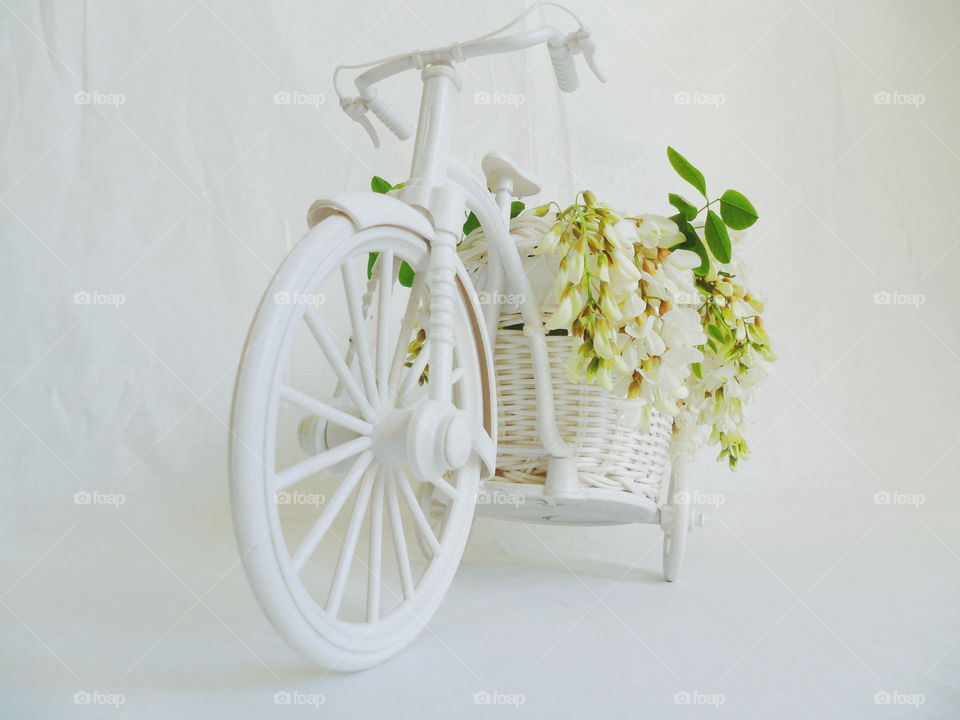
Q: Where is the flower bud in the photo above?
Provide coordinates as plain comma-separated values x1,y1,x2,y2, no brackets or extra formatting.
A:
533,204,551,217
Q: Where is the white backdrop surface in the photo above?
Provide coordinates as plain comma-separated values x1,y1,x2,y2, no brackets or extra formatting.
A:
2,0,960,718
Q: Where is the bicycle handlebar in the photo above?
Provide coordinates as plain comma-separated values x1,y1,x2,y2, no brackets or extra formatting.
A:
337,4,605,146
362,87,414,141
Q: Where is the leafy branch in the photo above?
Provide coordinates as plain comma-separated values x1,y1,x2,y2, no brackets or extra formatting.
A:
665,147,758,278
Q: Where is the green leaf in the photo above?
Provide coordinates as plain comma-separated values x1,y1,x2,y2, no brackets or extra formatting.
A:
668,193,698,221
705,210,732,264
719,189,758,230
667,147,707,197
462,212,480,236
708,324,727,342
368,252,415,286
371,176,392,194
398,260,415,288
691,362,703,379
671,213,710,276
510,201,525,219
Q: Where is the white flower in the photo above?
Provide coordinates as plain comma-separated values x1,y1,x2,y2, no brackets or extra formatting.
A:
663,345,703,366
643,358,689,415
592,324,617,359
603,222,628,250
636,214,684,249
616,397,652,431
536,224,562,254
659,249,700,304
619,292,646,318
545,289,582,331
600,292,624,326
563,252,585,284
613,219,640,246
661,307,707,348
608,249,642,293
665,248,699,269
627,314,666,359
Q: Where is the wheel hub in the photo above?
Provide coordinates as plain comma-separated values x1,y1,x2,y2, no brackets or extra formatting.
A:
370,400,472,483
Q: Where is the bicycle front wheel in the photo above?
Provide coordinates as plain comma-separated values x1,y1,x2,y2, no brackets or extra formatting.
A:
230,213,487,671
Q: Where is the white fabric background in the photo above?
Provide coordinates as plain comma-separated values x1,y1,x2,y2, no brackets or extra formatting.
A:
2,0,959,718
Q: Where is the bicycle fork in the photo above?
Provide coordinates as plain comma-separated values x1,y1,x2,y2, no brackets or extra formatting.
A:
401,63,577,494
400,63,465,404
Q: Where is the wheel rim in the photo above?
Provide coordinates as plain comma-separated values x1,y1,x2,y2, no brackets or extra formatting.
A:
231,222,485,664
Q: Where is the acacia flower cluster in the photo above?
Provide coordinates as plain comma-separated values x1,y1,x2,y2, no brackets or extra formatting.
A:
674,255,774,467
370,146,771,471
534,192,706,426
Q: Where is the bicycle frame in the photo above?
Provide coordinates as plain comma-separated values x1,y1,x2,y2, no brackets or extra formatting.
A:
333,3,606,491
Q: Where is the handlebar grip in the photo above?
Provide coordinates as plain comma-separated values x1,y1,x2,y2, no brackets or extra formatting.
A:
362,88,413,141
548,42,579,93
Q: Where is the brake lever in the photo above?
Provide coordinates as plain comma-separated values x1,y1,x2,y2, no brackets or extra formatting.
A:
577,30,607,83
339,96,381,148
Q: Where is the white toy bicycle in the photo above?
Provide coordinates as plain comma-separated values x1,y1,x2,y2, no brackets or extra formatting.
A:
230,2,697,671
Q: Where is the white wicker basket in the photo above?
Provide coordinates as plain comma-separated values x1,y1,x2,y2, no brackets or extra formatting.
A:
460,217,675,502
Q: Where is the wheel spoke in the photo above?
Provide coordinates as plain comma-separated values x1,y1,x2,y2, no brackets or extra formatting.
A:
304,307,375,421
367,475,385,623
386,479,415,600
326,467,376,617
290,452,373,573
279,385,372,436
388,272,424,399
334,279,377,401
375,250,394,406
341,263,379,408
397,340,430,403
429,475,459,501
396,469,441,556
275,436,371,492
